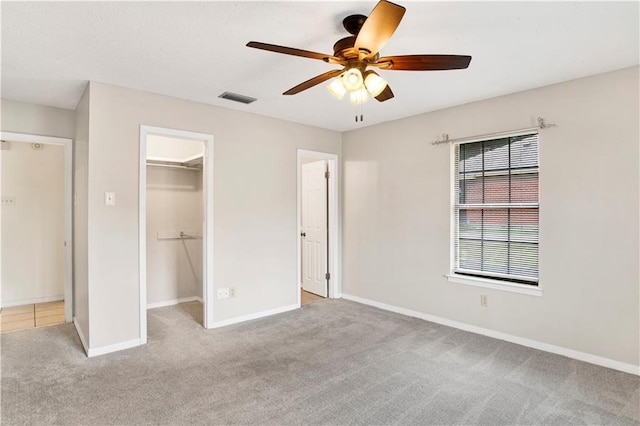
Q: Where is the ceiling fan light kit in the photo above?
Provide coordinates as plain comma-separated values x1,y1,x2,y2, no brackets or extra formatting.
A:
342,68,364,91
325,68,388,104
349,87,370,104
363,71,387,97
327,78,347,100
247,0,471,112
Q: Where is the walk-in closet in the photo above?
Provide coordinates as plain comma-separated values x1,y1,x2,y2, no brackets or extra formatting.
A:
146,135,204,325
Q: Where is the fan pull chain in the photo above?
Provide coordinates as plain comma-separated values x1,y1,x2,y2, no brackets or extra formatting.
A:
354,101,365,123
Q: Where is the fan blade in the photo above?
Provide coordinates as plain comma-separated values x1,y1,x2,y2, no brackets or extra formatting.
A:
377,55,472,71
283,69,345,95
247,41,336,62
375,84,394,102
354,0,406,59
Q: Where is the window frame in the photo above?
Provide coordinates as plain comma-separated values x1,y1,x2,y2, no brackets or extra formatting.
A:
447,129,542,297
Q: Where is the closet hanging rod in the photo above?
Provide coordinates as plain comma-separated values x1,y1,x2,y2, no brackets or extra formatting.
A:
179,231,201,240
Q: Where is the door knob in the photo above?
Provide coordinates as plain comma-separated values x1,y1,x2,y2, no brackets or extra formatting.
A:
300,232,306,237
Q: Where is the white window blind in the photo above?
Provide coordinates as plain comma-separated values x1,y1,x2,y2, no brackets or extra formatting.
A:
453,133,539,284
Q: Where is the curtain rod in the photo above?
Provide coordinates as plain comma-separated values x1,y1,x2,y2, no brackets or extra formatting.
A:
431,117,556,146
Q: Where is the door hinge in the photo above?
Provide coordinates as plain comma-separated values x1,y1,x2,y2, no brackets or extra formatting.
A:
325,272,331,280
325,171,330,179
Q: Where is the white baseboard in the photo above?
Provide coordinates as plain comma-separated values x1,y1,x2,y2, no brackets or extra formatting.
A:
73,318,89,356
87,338,142,357
147,296,202,310
2,295,63,308
341,293,640,376
209,303,299,329
74,317,141,358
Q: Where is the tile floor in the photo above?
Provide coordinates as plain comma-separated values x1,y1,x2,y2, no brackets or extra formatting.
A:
0,300,65,333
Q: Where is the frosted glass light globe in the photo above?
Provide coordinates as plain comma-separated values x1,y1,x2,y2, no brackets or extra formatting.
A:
342,68,363,91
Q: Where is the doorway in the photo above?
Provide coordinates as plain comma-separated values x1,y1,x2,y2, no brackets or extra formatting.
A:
0,132,73,326
297,149,340,306
139,126,214,344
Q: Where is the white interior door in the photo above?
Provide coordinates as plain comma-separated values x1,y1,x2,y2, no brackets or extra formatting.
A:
301,160,328,297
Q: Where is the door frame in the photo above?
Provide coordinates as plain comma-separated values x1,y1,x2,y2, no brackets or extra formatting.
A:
296,149,340,305
0,131,73,323
139,125,214,344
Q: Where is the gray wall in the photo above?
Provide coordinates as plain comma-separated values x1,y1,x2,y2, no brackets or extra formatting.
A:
342,66,639,367
1,142,65,305
73,85,90,346
1,99,75,138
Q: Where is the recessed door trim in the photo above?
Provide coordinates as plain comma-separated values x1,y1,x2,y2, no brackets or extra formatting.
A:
296,149,340,305
139,125,214,344
0,131,73,322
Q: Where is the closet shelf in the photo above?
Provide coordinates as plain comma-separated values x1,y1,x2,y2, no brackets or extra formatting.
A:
146,154,203,170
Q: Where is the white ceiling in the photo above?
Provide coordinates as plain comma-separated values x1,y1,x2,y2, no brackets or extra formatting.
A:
2,1,638,132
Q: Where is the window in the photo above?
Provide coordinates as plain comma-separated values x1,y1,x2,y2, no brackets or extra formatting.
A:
452,132,539,286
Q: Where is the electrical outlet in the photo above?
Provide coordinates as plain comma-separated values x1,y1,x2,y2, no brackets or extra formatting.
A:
217,288,230,299
229,287,235,298
480,295,488,307
1,196,16,207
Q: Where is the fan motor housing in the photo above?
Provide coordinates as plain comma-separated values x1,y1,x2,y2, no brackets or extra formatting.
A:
333,36,358,58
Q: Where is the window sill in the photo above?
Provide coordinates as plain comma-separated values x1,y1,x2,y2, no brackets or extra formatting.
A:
446,274,543,296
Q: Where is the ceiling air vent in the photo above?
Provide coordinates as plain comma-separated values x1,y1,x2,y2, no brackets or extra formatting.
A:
218,92,257,105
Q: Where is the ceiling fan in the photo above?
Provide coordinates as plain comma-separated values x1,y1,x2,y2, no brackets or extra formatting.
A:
246,0,471,104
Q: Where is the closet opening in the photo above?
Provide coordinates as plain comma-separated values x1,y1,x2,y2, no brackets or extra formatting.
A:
139,126,214,344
